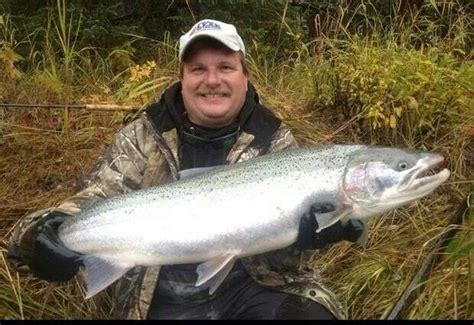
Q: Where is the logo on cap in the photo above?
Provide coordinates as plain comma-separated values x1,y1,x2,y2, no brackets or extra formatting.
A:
190,21,222,36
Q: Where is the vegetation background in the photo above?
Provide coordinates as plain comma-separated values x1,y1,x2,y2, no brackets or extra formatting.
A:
0,0,472,320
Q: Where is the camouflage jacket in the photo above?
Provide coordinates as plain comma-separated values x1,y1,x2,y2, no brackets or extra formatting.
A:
8,82,345,319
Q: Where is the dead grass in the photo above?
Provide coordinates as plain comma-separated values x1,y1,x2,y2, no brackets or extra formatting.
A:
0,111,119,319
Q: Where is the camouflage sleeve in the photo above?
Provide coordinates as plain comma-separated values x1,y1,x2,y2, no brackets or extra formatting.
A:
56,115,161,213
8,115,161,270
266,123,299,153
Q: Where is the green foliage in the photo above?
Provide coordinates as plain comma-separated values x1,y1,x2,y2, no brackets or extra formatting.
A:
52,0,81,80
329,43,469,134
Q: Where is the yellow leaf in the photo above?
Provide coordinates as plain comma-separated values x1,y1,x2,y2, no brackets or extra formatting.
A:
389,115,397,129
395,107,403,117
407,96,419,110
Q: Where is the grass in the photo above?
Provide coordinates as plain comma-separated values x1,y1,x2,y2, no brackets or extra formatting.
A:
0,115,117,319
0,0,473,320
312,194,472,319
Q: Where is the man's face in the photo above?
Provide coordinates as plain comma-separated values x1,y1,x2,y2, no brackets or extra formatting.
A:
181,46,248,128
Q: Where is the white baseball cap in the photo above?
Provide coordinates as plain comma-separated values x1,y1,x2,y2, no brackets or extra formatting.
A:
179,19,245,61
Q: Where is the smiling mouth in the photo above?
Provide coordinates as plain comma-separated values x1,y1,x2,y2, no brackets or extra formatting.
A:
202,94,226,97
200,93,229,98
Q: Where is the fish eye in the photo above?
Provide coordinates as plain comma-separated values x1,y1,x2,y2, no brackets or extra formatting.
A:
398,161,408,170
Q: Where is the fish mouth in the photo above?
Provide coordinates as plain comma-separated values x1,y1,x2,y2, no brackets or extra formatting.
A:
356,154,450,213
397,154,450,199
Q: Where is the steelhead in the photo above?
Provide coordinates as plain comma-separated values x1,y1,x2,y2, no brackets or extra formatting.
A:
58,145,450,298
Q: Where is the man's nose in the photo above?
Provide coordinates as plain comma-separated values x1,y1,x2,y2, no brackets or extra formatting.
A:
204,68,220,87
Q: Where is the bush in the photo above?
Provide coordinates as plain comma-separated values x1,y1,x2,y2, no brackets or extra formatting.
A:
327,42,470,136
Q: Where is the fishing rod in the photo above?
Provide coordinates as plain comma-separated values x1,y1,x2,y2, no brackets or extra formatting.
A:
386,186,472,319
0,103,141,112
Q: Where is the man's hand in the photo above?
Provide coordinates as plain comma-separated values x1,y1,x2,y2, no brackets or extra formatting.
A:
16,211,83,282
296,203,364,250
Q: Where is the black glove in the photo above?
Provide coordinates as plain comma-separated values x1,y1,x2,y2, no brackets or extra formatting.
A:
296,203,364,250
17,211,83,282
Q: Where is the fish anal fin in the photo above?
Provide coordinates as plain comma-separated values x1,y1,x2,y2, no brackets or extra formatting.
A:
81,256,132,299
195,253,236,295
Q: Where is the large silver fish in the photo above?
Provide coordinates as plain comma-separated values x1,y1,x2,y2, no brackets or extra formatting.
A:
58,145,450,298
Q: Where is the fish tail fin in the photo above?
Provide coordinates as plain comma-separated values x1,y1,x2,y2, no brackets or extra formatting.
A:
81,256,131,299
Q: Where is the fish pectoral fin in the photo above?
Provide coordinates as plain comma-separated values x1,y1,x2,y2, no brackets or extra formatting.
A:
81,256,132,299
314,207,352,233
195,253,236,295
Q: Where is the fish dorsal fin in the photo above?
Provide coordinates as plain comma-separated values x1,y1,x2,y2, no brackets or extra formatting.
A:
81,256,132,299
195,253,236,295
178,166,220,179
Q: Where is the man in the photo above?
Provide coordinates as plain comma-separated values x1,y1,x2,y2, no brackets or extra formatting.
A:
8,19,363,319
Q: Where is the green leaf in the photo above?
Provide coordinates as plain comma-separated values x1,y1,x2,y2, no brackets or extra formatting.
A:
446,232,474,263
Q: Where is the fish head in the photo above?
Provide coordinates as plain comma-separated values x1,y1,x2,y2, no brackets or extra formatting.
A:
342,147,450,216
